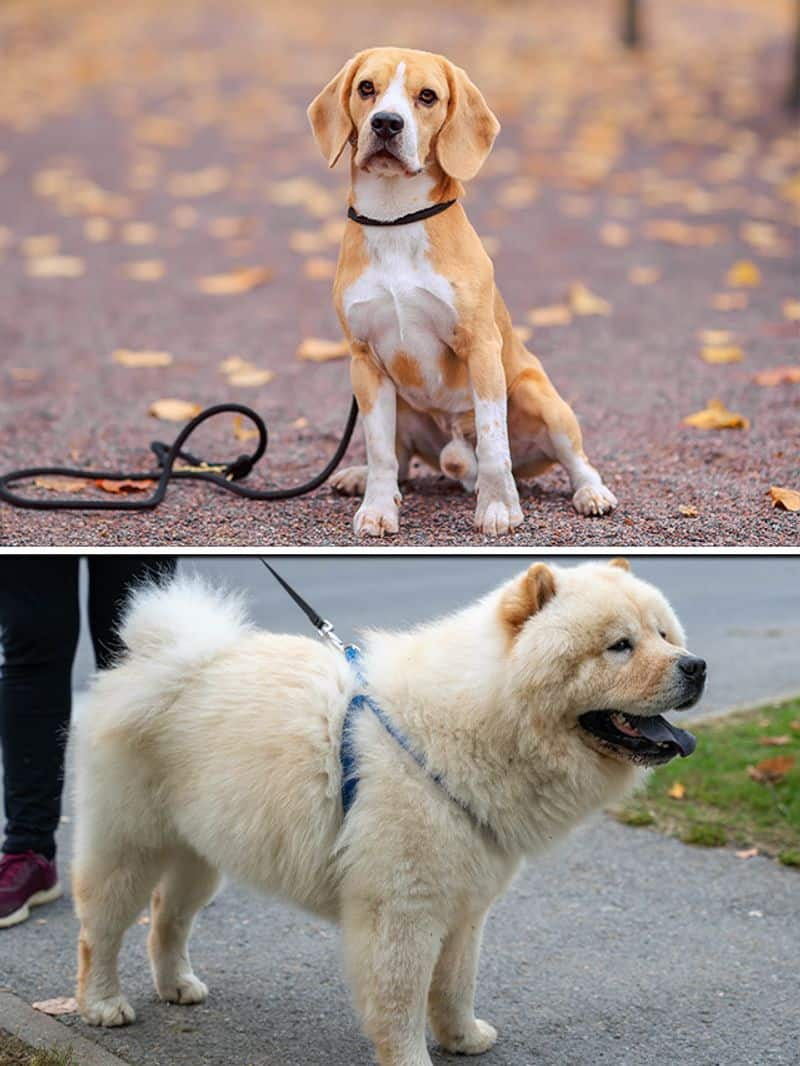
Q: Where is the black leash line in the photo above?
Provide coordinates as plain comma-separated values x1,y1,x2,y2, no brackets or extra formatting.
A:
0,397,359,512
259,559,345,651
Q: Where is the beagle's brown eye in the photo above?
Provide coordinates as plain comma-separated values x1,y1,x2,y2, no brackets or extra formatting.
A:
418,88,438,106
358,80,375,99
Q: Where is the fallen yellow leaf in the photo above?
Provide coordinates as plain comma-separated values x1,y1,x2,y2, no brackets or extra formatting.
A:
34,476,85,493
700,345,744,364
700,330,733,346
667,781,686,800
226,368,274,387
95,479,155,494
726,259,761,287
679,505,698,517
526,305,572,327
568,282,611,316
32,998,78,1016
197,266,273,294
233,414,259,441
219,356,252,375
747,755,794,783
26,255,84,278
296,338,350,362
112,349,172,368
758,735,792,746
754,366,800,387
735,848,759,860
769,486,800,512
683,399,749,430
121,260,165,281
148,399,202,421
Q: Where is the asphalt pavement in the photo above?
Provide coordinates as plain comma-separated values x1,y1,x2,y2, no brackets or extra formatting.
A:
0,555,798,1065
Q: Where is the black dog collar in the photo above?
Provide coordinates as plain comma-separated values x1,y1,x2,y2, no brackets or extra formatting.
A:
347,199,457,227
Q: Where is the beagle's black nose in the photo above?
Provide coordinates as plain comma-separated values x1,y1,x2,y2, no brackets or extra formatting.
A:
371,111,404,138
678,656,707,680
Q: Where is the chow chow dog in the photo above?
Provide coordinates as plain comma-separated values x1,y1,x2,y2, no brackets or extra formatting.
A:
72,560,704,1065
308,47,617,536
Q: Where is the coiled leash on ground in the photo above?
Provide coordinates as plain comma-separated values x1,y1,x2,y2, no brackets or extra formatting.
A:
0,398,359,511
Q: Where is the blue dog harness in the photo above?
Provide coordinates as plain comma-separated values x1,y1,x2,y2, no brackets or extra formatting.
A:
259,559,490,834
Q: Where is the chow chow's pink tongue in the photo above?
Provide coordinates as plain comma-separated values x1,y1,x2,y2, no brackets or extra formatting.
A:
635,715,696,757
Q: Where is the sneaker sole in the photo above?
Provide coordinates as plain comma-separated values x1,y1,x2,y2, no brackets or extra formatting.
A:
0,881,62,929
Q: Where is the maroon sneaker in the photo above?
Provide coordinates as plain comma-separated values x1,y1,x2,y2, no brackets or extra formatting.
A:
0,851,62,928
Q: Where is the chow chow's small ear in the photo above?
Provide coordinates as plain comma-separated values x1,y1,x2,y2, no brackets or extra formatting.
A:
307,54,362,168
436,61,500,182
609,558,631,572
500,563,556,637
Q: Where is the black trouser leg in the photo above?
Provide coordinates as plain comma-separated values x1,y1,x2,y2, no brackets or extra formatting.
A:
87,557,177,670
0,558,80,859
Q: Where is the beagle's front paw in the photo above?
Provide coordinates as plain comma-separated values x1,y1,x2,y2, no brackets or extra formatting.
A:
572,482,617,516
330,465,367,497
354,490,400,537
474,473,524,535
436,1019,498,1055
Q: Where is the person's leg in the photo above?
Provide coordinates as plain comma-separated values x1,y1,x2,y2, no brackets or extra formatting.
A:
0,557,80,859
87,557,177,670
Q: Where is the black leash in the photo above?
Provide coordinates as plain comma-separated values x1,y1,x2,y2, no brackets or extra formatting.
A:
0,398,359,511
258,558,345,650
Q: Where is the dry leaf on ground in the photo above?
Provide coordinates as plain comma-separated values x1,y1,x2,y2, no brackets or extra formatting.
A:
291,416,309,429
296,338,349,362
679,505,698,517
783,299,800,322
84,217,112,242
526,305,572,327
735,848,759,859
700,345,743,364
121,259,165,281
33,997,78,1015
21,234,60,257
112,349,172,368
26,255,84,278
569,282,612,316
683,399,749,430
628,266,660,285
95,479,155,494
769,486,800,512
121,221,157,244
700,330,733,346
233,414,259,441
9,367,42,382
34,476,85,493
667,781,686,800
148,399,202,421
754,366,800,387
746,755,795,783
226,368,274,387
600,222,629,247
726,259,761,287
758,735,791,746
197,266,273,294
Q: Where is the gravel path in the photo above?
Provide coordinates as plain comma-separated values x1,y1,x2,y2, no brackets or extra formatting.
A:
0,0,798,547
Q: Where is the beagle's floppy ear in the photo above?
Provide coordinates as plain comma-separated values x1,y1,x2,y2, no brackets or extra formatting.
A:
500,563,557,637
307,54,363,168
436,62,500,182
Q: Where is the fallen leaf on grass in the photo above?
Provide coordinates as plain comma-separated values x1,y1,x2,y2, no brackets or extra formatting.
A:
735,848,759,860
34,476,85,493
628,266,660,285
683,399,749,430
700,345,743,364
783,299,800,322
711,291,748,311
33,998,78,1016
112,349,173,368
26,255,84,278
754,366,800,387
746,755,794,784
568,282,612,316
769,486,800,512
679,505,698,517
296,338,349,362
726,259,761,287
667,781,686,800
121,259,165,281
197,266,273,294
791,720,800,733
526,305,572,327
95,479,155,494
149,399,202,421
758,735,792,747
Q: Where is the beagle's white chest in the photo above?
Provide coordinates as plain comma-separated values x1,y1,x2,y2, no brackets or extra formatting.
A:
342,225,463,410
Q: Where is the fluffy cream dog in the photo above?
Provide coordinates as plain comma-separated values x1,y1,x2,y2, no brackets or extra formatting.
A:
72,560,704,1066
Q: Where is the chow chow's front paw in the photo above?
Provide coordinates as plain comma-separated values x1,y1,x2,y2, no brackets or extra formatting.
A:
81,995,136,1028
437,1018,498,1055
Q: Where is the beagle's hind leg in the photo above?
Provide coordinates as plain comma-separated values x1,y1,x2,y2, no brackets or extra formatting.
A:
509,369,617,516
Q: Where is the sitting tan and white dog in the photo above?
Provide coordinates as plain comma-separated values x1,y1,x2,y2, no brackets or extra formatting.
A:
72,560,704,1066
308,47,618,536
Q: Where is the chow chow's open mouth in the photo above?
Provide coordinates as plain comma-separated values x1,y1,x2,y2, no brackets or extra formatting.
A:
578,710,697,765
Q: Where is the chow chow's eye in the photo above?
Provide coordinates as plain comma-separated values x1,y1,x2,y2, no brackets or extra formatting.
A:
358,80,375,99
608,638,633,653
418,88,438,106
659,630,668,640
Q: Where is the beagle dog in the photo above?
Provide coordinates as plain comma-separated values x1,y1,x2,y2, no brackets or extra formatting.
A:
308,47,617,536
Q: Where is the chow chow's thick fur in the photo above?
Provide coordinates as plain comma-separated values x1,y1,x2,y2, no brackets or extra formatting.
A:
72,560,699,1066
